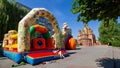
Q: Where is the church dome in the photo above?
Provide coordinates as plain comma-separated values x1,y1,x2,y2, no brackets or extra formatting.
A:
83,26,89,31
82,25,93,34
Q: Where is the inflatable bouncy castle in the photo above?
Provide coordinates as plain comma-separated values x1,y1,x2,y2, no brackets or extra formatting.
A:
62,23,76,50
2,8,68,65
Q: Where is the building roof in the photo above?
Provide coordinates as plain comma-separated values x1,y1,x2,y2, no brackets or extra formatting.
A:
16,2,31,11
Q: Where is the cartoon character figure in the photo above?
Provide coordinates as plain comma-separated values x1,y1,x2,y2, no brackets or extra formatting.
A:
62,22,76,50
62,22,72,44
62,22,72,38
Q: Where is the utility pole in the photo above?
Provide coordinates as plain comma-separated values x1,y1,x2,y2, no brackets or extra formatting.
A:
113,46,116,68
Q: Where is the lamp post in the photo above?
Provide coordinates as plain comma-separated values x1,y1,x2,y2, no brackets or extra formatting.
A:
112,38,117,68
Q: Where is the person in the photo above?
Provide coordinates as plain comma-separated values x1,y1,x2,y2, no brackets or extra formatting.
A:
58,49,65,59
52,48,64,59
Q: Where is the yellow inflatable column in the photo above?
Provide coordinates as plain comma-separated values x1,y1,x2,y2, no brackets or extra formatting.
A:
2,34,9,49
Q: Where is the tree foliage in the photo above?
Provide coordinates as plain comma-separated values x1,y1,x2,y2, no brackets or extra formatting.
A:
71,0,120,23
98,19,120,47
112,23,120,47
0,0,27,41
72,0,120,47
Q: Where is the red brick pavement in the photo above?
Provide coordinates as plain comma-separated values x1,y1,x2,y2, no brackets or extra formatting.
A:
66,65,96,68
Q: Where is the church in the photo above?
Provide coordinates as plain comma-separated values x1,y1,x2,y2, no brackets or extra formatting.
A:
77,25,96,46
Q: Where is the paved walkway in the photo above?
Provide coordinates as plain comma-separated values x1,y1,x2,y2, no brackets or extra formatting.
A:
0,46,120,68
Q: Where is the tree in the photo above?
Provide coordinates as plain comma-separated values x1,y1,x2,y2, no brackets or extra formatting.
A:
71,0,120,47
98,19,120,46
0,0,27,41
71,0,120,23
112,23,120,47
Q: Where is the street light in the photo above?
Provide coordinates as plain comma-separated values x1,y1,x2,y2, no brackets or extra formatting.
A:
112,37,117,68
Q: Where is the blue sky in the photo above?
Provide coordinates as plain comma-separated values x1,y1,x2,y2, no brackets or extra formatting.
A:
17,0,100,40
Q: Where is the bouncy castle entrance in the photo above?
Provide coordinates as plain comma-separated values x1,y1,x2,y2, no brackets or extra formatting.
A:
30,24,54,50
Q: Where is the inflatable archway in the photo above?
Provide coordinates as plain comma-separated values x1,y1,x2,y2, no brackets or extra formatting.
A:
18,8,64,52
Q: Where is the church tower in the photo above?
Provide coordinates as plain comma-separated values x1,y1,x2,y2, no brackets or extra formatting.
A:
77,24,96,46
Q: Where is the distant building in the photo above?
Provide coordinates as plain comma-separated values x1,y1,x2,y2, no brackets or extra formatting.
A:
16,2,31,11
77,24,96,46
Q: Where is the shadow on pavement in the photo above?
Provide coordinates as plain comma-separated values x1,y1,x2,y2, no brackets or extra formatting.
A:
67,47,81,56
67,52,76,55
0,48,5,58
0,57,7,60
76,47,81,50
96,58,120,68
